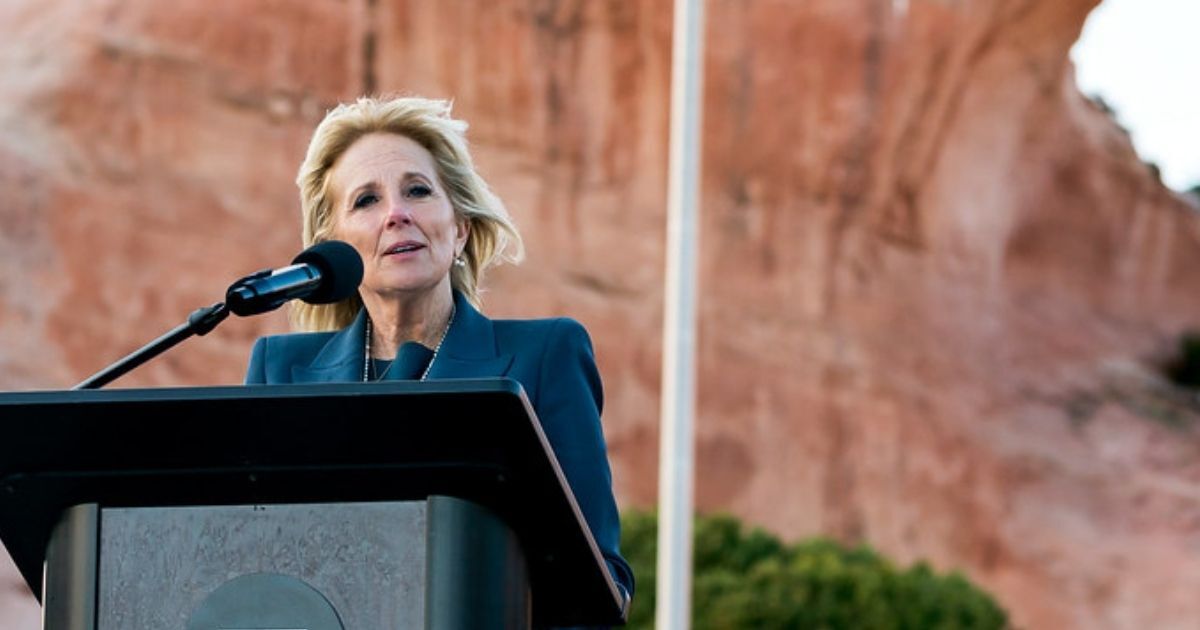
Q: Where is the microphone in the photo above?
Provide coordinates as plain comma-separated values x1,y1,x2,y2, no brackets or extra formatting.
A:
225,240,363,316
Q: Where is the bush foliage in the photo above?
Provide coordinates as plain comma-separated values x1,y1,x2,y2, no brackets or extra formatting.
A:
620,510,1007,629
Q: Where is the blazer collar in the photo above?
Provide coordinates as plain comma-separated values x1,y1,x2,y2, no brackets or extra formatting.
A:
292,291,513,383
424,290,514,380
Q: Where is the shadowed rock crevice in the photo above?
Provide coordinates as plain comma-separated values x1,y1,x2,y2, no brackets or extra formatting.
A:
362,0,378,94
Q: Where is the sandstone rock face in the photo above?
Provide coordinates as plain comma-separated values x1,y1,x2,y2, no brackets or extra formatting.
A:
2,1,1198,628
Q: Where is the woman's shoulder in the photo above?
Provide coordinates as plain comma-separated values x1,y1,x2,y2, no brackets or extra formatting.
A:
490,315,594,347
250,330,339,362
246,329,344,385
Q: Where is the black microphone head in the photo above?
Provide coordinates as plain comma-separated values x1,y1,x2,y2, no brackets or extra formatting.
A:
292,240,363,304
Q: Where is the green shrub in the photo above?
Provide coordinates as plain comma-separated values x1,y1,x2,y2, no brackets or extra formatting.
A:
620,510,1007,629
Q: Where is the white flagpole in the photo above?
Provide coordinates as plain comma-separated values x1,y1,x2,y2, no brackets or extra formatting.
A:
656,0,705,627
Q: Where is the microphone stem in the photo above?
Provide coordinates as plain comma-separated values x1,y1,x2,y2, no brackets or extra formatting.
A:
72,302,230,390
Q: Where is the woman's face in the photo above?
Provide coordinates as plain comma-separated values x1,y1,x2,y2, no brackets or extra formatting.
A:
327,133,468,302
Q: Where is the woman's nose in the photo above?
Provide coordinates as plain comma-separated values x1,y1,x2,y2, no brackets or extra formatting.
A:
385,201,414,226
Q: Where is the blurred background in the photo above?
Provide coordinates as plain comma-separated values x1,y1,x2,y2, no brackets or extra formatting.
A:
1,0,1198,628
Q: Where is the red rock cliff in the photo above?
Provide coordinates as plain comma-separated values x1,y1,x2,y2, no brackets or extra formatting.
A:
1,1,1198,628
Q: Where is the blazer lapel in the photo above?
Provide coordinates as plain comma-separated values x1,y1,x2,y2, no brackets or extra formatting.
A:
290,309,366,383
383,342,434,381
424,291,514,380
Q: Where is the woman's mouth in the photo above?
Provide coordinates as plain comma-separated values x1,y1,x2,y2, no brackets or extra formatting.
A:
384,242,425,255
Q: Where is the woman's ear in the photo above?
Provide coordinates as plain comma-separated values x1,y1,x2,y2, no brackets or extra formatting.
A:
455,215,470,253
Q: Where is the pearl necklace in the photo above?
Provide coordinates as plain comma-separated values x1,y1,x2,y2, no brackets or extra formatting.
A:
362,303,456,382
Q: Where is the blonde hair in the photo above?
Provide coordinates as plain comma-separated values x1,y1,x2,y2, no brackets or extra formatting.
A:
291,96,523,331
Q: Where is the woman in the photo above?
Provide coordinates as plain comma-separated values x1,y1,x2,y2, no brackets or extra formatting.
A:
244,96,634,611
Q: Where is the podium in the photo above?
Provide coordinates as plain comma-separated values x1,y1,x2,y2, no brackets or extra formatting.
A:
0,379,626,629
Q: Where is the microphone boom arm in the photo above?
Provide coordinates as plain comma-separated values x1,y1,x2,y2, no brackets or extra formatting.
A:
72,302,230,390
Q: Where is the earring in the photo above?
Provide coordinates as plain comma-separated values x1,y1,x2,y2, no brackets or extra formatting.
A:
454,255,466,268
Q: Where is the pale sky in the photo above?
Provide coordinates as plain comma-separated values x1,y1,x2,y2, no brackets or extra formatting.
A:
1071,0,1200,191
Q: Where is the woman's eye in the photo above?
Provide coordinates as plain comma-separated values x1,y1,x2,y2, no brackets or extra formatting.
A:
353,193,379,209
406,184,433,198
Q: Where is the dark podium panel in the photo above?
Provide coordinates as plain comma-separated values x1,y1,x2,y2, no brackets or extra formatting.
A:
0,380,625,627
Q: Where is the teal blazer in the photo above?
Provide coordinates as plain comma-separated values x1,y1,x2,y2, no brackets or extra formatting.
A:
245,290,634,605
